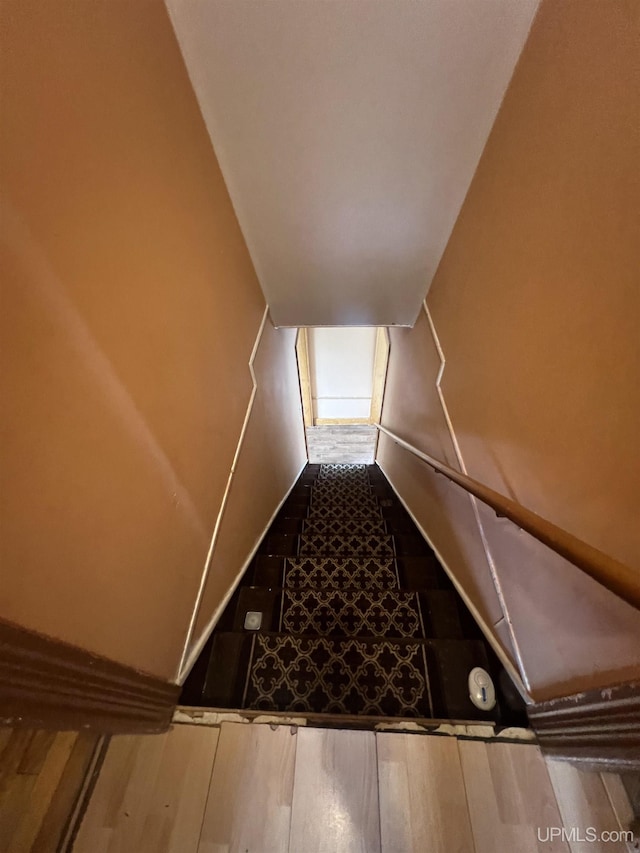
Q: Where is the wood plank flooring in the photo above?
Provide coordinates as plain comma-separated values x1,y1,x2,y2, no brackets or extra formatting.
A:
73,724,219,853
2,722,636,852
306,426,377,464
290,728,381,853
546,760,632,853
198,723,295,853
71,723,637,853
377,731,473,852
459,739,569,852
0,728,103,853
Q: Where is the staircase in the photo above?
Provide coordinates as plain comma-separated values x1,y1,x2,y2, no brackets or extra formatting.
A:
183,464,521,723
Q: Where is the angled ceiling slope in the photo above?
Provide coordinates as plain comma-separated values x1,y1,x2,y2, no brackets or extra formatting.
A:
167,0,539,327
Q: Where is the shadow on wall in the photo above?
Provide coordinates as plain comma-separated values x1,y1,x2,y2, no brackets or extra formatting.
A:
0,0,306,684
378,0,640,700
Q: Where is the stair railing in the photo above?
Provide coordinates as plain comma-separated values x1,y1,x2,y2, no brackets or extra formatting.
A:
374,423,640,611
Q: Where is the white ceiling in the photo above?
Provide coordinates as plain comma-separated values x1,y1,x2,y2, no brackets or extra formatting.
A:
166,0,539,327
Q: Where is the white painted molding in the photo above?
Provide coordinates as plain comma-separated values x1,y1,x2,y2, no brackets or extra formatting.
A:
370,326,390,425
373,327,390,460
377,457,532,705
421,301,530,692
177,456,306,685
176,307,270,681
295,328,314,428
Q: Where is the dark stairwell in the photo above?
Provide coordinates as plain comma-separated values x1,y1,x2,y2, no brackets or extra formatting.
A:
182,464,527,726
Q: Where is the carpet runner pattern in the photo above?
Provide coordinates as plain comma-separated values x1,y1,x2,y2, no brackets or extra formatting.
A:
281,589,423,637
301,518,387,537
244,635,431,716
317,463,371,479
183,463,509,723
298,534,395,558
310,492,380,512
306,503,384,519
284,558,398,591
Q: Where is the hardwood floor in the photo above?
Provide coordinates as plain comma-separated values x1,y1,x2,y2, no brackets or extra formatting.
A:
199,723,295,853
1,722,636,852
306,426,377,464
459,739,569,852
546,761,634,853
73,724,219,853
0,728,103,853
290,728,381,853
70,722,636,853
378,732,473,852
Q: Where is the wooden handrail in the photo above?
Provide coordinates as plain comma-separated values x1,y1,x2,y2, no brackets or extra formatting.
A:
374,424,640,611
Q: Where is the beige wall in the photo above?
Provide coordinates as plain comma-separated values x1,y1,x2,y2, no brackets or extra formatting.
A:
189,321,307,666
377,312,519,674
379,0,640,700
0,0,305,681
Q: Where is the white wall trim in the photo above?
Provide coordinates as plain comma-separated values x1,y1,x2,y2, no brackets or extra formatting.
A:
377,457,532,705
177,457,306,685
373,327,390,459
295,328,314,429
176,307,270,681
421,301,531,692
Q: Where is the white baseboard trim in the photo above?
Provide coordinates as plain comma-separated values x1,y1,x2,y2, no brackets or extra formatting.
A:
176,458,306,685
377,456,532,705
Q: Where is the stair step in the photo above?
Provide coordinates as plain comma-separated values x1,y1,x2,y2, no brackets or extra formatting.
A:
317,463,370,481
203,632,499,721
251,555,419,590
274,517,396,534
273,515,392,534
246,633,431,716
285,557,398,590
312,480,372,490
302,518,387,537
311,483,374,497
299,534,394,558
207,632,432,717
281,589,423,638
306,505,383,520
232,585,463,640
309,494,381,512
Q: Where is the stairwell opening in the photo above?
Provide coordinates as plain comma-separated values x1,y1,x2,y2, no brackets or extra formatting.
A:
296,326,389,464
180,463,528,729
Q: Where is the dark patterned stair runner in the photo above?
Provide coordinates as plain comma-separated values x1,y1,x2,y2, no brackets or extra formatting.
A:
245,634,432,716
302,518,387,536
284,557,398,590
281,589,423,637
299,534,395,558
182,462,518,723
